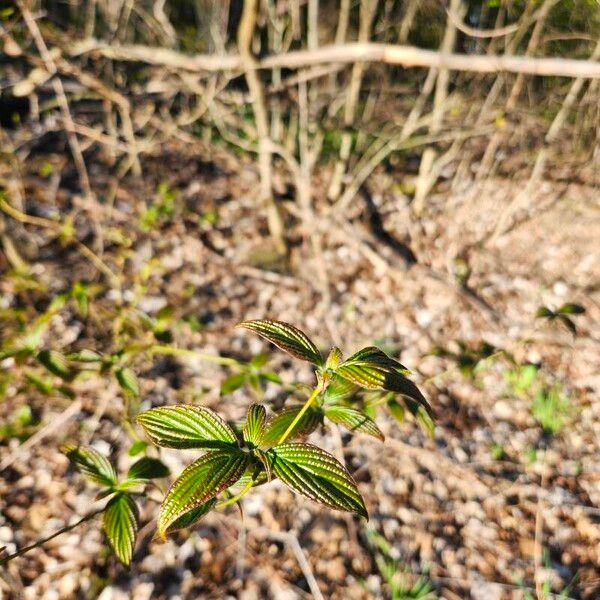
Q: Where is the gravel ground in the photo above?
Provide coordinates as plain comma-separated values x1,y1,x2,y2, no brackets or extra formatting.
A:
1,142,599,599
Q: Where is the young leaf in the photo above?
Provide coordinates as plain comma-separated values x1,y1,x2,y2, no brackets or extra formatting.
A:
220,372,246,395
535,306,555,319
324,405,384,440
67,349,103,362
325,347,343,370
260,406,322,447
165,498,217,534
157,448,248,537
336,346,433,417
37,350,72,380
137,405,238,449
266,443,367,518
237,320,323,366
127,456,170,480
386,397,405,424
557,303,585,315
403,398,435,439
322,375,358,405
128,440,148,457
115,367,139,397
558,314,577,335
103,493,138,566
65,446,117,488
243,404,266,446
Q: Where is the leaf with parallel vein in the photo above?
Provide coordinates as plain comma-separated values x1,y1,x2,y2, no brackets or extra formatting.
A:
335,346,433,417
260,406,322,447
137,405,238,449
164,498,217,534
324,405,384,440
157,448,248,537
103,493,138,566
266,443,367,518
243,404,266,446
64,445,117,488
237,320,323,366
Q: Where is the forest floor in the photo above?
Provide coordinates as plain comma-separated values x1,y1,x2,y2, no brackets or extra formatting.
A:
1,138,599,600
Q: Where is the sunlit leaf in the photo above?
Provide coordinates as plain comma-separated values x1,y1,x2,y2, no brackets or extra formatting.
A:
65,445,117,488
103,493,138,566
260,406,322,447
115,367,139,397
243,404,266,446
325,347,343,370
336,346,433,417
66,349,103,362
237,320,323,366
127,456,170,480
37,350,72,380
324,405,384,440
165,498,217,534
322,375,358,405
137,405,238,449
157,448,248,537
267,443,367,518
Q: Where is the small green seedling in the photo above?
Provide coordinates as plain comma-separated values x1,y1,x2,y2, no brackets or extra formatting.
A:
64,446,169,565
531,386,571,434
536,303,585,335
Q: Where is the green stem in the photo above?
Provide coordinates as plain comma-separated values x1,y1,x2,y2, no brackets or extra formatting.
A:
215,479,254,509
278,386,321,444
0,507,104,566
150,345,240,366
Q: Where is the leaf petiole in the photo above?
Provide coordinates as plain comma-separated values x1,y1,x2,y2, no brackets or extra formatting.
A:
215,478,254,509
278,386,322,444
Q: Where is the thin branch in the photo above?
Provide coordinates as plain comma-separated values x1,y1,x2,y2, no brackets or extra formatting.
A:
72,40,600,79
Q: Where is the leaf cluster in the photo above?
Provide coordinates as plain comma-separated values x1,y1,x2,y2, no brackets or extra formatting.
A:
64,446,169,565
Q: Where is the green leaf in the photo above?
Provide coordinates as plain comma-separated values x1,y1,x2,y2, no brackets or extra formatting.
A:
243,404,266,446
137,405,238,449
267,443,367,518
37,350,72,380
157,448,248,537
103,493,138,566
220,372,246,395
558,314,577,334
260,406,322,447
535,306,555,319
64,445,117,488
386,397,405,424
557,303,585,315
250,353,269,368
66,349,103,362
115,367,139,397
325,347,343,370
403,398,435,439
237,320,323,366
260,371,282,384
324,406,384,440
127,457,170,480
336,346,433,417
128,440,148,457
165,498,217,534
322,375,358,405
